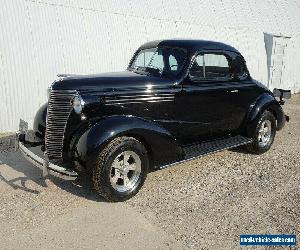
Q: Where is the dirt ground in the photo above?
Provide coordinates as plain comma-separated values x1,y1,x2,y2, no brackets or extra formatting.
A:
0,95,299,249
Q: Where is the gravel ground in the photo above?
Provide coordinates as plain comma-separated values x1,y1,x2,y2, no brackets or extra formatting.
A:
127,94,300,249
0,94,299,249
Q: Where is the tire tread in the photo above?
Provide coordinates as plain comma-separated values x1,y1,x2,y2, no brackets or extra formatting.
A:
92,136,145,202
246,110,276,154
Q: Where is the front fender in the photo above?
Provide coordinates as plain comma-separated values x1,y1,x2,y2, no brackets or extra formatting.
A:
73,116,183,170
245,93,285,136
33,102,48,140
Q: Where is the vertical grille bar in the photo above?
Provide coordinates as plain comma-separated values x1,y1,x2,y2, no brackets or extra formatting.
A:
46,90,76,160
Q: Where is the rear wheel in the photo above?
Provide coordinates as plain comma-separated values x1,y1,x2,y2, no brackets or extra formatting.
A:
246,110,276,154
93,136,149,202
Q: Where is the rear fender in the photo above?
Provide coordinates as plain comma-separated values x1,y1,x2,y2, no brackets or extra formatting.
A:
73,116,183,170
245,93,285,136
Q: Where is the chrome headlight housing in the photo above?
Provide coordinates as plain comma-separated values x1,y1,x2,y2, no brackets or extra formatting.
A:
72,95,85,114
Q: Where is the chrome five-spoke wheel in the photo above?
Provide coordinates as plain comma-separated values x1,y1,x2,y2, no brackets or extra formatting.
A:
246,110,276,154
110,150,142,192
93,136,148,201
258,120,272,147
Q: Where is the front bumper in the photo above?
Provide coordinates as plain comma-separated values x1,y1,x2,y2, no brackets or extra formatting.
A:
16,132,78,181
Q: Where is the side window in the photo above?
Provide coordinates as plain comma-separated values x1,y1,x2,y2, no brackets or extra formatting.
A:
204,54,229,78
190,55,204,78
169,55,178,71
190,53,230,80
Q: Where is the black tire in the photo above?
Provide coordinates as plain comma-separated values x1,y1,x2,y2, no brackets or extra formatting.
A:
92,136,149,202
246,110,276,154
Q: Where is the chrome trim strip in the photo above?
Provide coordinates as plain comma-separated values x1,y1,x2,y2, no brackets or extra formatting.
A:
106,98,174,103
105,93,175,105
109,93,175,98
105,99,174,105
19,141,78,181
106,97,174,103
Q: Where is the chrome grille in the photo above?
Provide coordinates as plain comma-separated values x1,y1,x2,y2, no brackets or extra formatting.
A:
46,90,76,160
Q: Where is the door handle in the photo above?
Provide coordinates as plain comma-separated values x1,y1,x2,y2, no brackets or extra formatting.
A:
229,89,239,93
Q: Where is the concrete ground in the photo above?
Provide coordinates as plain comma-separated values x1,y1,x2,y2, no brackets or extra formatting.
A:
0,146,182,249
0,94,299,250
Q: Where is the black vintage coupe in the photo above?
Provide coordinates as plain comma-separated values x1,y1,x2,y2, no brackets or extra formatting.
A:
17,39,290,201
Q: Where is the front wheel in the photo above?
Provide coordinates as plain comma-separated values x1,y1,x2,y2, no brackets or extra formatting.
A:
93,136,149,202
246,110,276,154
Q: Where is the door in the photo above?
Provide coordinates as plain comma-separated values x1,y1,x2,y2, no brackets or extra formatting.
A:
174,52,251,144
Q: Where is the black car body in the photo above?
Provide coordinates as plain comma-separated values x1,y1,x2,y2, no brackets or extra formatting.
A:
17,39,289,201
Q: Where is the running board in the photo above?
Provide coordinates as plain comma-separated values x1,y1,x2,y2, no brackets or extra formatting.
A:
159,135,253,170
183,135,253,159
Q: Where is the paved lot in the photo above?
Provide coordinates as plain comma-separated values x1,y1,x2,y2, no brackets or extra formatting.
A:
0,94,299,249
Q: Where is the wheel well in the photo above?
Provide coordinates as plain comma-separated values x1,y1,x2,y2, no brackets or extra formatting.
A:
267,108,277,120
124,133,154,170
266,107,278,127
244,105,278,137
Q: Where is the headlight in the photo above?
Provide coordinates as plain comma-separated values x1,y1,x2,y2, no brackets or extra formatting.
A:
72,95,85,114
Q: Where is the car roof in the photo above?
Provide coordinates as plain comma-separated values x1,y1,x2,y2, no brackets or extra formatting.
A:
138,39,240,54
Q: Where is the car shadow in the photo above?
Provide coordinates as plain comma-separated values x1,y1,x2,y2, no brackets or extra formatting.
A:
229,145,257,155
0,135,104,202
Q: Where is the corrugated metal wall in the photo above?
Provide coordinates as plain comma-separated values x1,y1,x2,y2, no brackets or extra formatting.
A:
1,0,300,132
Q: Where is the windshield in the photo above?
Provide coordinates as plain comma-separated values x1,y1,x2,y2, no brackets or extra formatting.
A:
129,47,187,78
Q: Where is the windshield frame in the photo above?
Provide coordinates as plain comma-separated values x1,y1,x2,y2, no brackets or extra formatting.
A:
127,46,188,79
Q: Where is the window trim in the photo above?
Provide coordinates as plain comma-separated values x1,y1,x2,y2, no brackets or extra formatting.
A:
188,50,233,83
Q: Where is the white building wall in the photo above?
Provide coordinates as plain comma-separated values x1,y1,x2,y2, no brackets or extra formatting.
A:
0,0,300,132
281,35,300,93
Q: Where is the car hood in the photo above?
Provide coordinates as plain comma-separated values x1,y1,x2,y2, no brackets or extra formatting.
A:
51,71,174,93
